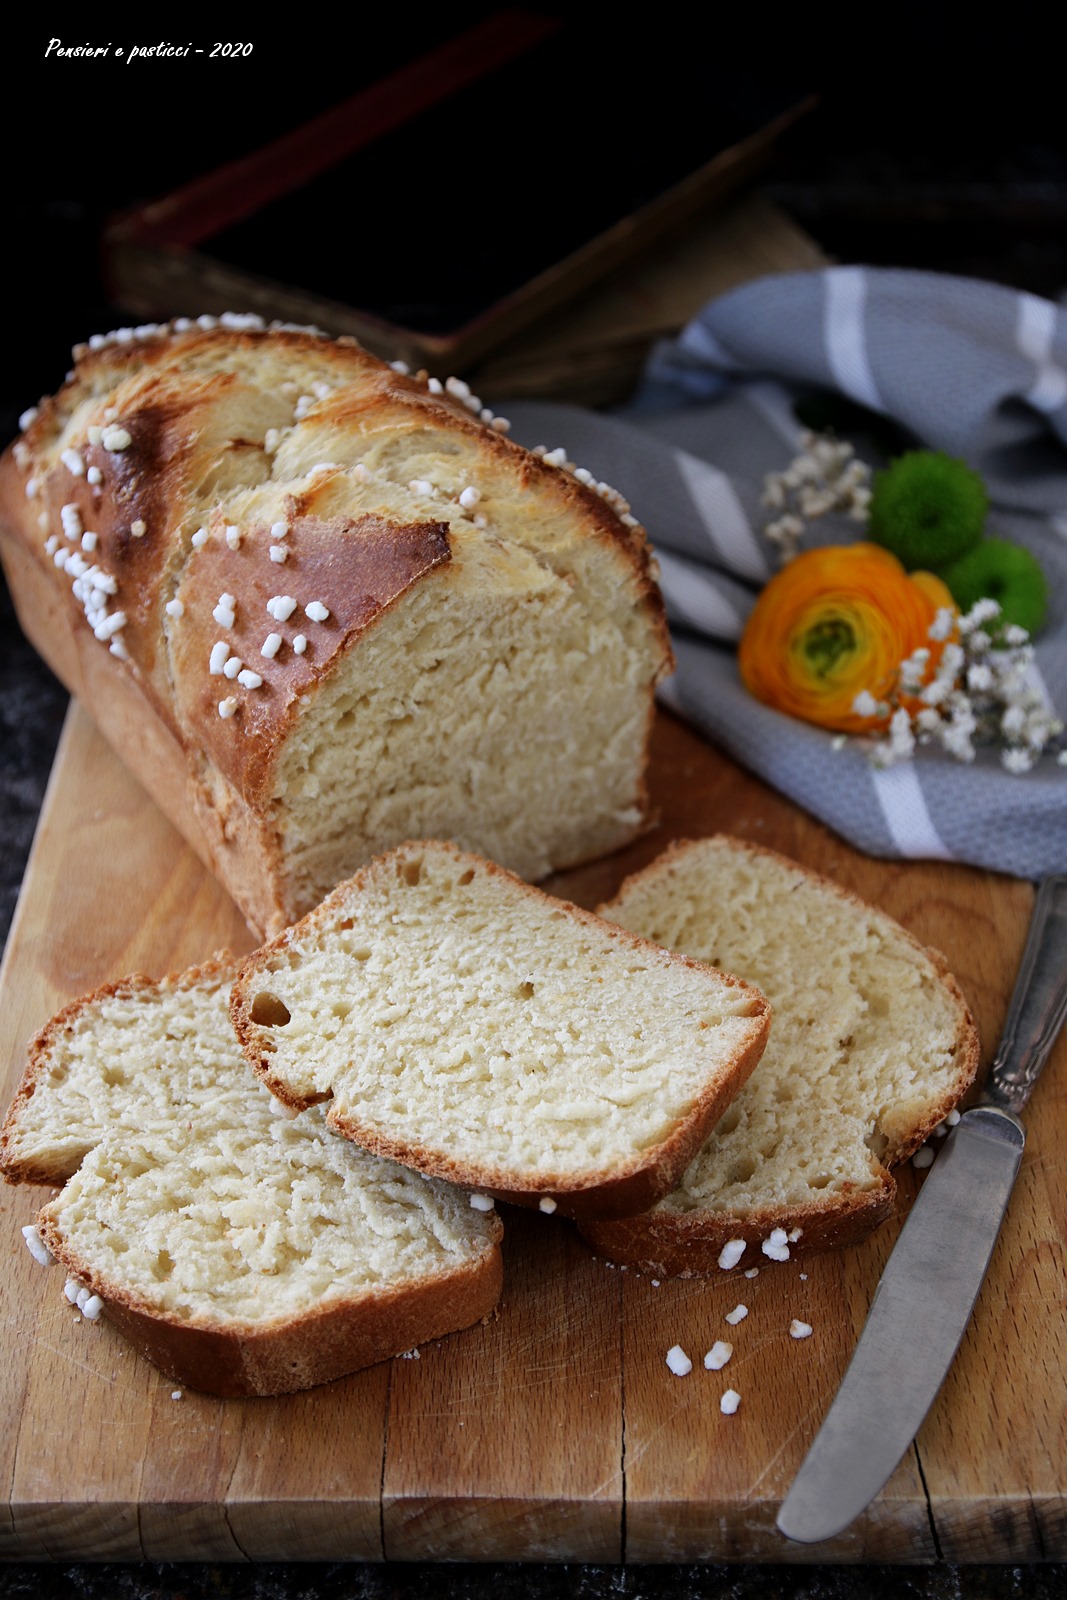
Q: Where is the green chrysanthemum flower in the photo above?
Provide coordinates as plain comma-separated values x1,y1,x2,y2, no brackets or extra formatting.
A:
869,450,987,570
940,539,1050,637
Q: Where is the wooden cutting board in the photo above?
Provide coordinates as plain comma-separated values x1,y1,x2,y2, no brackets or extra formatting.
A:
0,702,1062,1564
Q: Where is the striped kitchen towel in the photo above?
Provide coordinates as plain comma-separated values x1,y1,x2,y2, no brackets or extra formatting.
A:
503,267,1067,879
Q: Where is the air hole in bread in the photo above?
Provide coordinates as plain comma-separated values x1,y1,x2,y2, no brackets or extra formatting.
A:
809,1173,833,1189
401,858,423,887
727,1156,757,1184
864,1124,889,1161
152,1249,175,1282
717,1105,743,1136
251,992,292,1027
457,869,475,887
516,981,535,1000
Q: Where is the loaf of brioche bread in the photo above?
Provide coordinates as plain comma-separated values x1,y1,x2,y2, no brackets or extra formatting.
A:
230,840,772,1221
0,955,503,1397
0,316,671,936
581,837,979,1274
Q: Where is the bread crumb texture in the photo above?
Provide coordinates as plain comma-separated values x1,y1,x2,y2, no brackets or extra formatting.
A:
3,962,500,1330
601,837,977,1215
233,843,767,1193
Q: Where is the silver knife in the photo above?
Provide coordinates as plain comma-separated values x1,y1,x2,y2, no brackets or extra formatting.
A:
777,873,1067,1545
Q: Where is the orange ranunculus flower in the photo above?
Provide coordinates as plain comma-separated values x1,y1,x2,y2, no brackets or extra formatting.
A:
738,543,956,735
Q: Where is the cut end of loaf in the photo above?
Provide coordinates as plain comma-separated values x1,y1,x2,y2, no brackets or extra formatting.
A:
231,841,771,1219
581,835,979,1270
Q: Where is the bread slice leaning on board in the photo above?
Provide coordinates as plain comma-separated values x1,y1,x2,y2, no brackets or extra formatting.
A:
230,840,773,1223
580,836,980,1275
0,957,503,1398
0,316,671,938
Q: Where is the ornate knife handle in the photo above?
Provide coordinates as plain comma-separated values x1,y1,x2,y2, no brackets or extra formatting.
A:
983,875,1067,1115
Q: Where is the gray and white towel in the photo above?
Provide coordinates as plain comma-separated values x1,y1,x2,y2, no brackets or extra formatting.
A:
503,266,1067,880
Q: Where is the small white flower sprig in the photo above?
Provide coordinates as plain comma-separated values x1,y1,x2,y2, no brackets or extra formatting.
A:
849,599,1065,773
761,432,872,564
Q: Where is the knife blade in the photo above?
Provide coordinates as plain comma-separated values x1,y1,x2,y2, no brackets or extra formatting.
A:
777,873,1067,1545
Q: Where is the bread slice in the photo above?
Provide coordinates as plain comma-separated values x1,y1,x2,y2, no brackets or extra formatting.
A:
230,841,772,1222
581,837,979,1274
0,957,503,1397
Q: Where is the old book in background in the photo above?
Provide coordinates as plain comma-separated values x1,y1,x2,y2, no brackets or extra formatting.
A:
104,10,813,382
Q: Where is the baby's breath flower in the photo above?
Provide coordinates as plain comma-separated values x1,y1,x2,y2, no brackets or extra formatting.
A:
928,608,956,642
850,598,1062,774
761,434,873,565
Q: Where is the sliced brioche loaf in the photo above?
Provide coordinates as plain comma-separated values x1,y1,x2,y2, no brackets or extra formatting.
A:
0,957,503,1397
230,841,772,1221
581,837,979,1274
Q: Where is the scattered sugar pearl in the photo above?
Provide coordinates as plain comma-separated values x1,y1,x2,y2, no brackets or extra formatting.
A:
61,504,82,541
45,535,60,556
788,1227,803,1243
489,417,510,433
261,633,283,659
390,359,410,374
218,697,238,719
305,600,329,623
790,1320,813,1340
913,1146,935,1169
171,1390,183,1401
409,479,433,495
64,1278,81,1304
469,1194,495,1212
21,1224,51,1266
81,532,98,553
704,1341,733,1371
209,641,229,675
19,406,39,431
720,1389,741,1416
82,1295,103,1321
269,546,288,563
665,1345,692,1377
87,466,102,486
94,612,127,641
293,634,308,655
267,594,297,622
946,1109,961,1126
101,424,132,451
61,448,85,476
87,426,103,445
213,595,236,628
237,669,263,690
762,1228,791,1262
264,428,281,454
131,519,146,538
225,524,242,550
459,486,481,509
725,1304,748,1326
191,528,209,549
799,1273,808,1281
270,520,288,540
223,655,243,680
25,477,38,499
650,1280,660,1287
165,599,184,619
744,1268,759,1279
539,1197,557,1215
718,1238,746,1271
427,377,443,395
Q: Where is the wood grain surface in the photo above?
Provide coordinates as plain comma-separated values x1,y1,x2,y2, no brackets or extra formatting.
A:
0,702,1060,1563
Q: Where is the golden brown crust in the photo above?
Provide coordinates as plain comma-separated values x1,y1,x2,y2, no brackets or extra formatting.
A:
230,840,772,1222
0,322,671,936
580,1182,897,1277
34,1207,503,1399
171,510,452,805
579,834,981,1270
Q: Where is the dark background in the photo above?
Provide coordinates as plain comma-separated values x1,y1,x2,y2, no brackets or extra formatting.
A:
2,11,1066,1598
